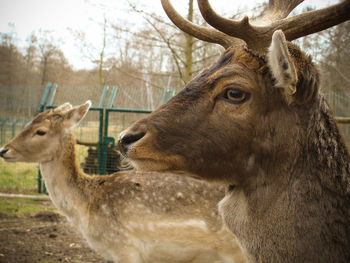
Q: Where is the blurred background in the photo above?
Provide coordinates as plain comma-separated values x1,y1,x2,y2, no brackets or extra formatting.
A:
0,0,349,194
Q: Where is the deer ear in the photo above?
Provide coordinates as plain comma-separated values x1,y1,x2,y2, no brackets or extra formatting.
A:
267,30,298,102
54,102,73,113
63,100,91,129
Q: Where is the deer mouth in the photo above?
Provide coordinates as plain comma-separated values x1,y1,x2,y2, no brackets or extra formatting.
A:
118,130,188,173
1,146,26,162
126,148,187,173
130,157,201,180
0,153,20,162
1,157,18,162
130,158,174,172
0,148,17,162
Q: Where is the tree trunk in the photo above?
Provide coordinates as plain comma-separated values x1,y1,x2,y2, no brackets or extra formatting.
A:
184,0,194,83
99,16,107,89
41,56,48,86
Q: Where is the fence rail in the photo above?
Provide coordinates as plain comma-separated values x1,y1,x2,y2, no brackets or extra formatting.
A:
336,117,350,124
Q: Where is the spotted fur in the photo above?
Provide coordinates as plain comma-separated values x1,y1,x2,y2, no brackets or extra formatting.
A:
0,103,245,263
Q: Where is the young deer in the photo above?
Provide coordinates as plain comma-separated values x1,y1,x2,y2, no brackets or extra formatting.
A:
118,0,350,262
0,102,245,263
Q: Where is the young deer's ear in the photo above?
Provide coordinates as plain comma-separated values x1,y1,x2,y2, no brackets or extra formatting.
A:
63,100,92,129
268,30,298,103
54,102,73,113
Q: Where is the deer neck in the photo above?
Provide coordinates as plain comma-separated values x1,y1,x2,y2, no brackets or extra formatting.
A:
306,94,350,194
40,132,90,222
220,94,350,262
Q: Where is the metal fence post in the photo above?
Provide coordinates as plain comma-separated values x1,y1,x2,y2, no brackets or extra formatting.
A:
46,83,58,107
100,86,118,175
39,83,52,112
161,88,169,104
96,85,109,175
37,83,55,193
38,170,42,193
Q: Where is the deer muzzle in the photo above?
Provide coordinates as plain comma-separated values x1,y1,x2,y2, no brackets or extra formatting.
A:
0,147,8,158
118,132,145,157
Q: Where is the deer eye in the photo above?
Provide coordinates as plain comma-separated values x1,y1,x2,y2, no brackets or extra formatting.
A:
36,130,46,136
224,88,249,104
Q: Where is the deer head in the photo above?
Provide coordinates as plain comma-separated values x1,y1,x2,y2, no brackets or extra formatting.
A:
118,0,350,184
0,101,91,163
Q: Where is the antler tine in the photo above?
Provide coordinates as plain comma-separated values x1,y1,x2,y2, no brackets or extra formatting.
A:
197,0,350,53
261,0,304,22
161,0,242,48
280,1,350,42
196,0,303,51
197,0,262,50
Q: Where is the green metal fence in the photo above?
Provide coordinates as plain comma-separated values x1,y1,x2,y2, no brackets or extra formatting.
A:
35,83,175,192
0,84,348,194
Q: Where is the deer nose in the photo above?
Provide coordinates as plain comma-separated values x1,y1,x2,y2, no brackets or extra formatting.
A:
0,148,8,158
118,132,145,156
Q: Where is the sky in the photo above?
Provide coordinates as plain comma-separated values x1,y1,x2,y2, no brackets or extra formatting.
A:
0,0,339,70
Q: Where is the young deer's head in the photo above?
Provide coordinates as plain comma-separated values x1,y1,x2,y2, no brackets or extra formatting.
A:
0,101,91,163
118,0,350,184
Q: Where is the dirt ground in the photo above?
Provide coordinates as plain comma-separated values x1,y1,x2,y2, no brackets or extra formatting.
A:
0,204,107,263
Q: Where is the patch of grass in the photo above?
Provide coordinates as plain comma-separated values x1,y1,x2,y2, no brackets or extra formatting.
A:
0,162,38,194
0,145,91,194
0,197,56,216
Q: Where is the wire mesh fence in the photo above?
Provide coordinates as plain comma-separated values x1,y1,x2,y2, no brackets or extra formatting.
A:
0,84,166,194
326,91,350,147
0,84,349,194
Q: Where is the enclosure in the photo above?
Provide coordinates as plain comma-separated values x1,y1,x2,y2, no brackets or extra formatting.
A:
1,82,349,195
0,81,178,193
0,82,175,262
1,0,350,262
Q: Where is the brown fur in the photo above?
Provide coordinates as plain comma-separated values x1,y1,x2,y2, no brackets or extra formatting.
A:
120,43,350,262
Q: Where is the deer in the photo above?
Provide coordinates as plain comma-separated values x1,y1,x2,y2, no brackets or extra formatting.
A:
0,102,246,263
118,0,350,262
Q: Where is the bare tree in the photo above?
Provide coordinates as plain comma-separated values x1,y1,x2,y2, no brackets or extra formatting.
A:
69,14,114,89
35,30,64,86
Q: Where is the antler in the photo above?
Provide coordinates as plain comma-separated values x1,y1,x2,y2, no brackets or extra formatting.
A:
257,0,303,23
161,0,350,53
160,0,244,48
197,0,350,53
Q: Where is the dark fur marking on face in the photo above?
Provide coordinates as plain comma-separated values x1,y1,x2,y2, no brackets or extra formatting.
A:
208,69,251,91
170,47,269,109
210,49,235,73
174,80,206,105
206,48,267,90
172,50,236,105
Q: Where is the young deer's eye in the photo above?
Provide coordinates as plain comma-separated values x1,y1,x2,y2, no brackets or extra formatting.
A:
224,88,250,104
36,130,46,136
